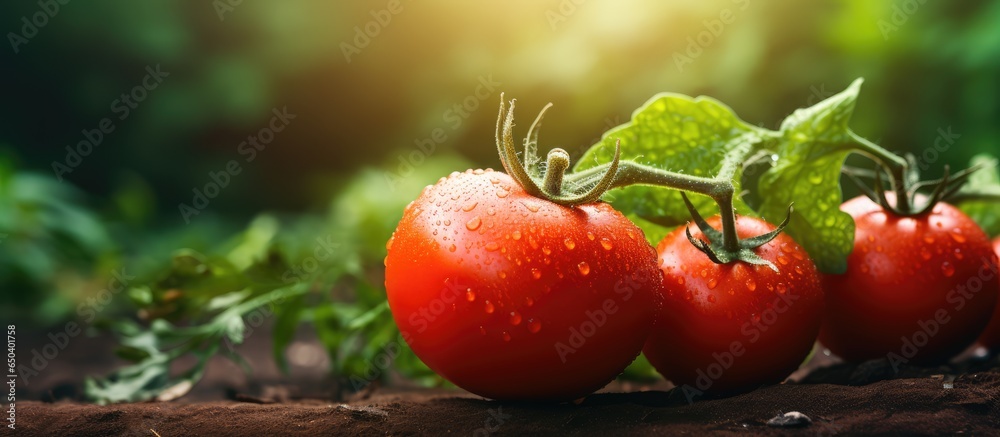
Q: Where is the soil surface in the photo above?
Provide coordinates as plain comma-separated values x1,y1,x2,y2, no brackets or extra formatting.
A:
11,325,1000,436
15,353,1000,436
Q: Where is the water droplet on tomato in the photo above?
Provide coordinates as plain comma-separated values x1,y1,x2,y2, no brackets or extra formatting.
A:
466,217,482,231
578,262,590,276
466,289,476,302
528,319,542,333
707,278,718,289
531,268,542,280
496,189,509,198
542,246,552,255
498,271,507,279
600,238,613,250
699,269,708,278
746,278,757,291
484,300,495,314
875,245,884,253
867,235,875,243
942,261,955,277
676,277,685,285
479,326,487,335
525,297,534,307
707,294,716,303
794,265,804,275
627,230,636,240
586,232,596,241
462,201,478,212
448,244,457,253
485,242,500,251
777,255,789,265
564,238,576,250
860,264,869,274
924,236,935,244
949,229,966,243
509,311,522,326
512,231,522,240
776,283,787,294
386,238,394,251
954,248,964,260
781,243,793,253
502,331,511,342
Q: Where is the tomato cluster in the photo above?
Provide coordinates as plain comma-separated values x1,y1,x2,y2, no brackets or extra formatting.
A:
385,172,1000,402
384,93,1000,402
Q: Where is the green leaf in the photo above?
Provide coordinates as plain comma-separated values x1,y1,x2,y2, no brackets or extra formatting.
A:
956,154,1000,237
574,93,764,228
758,79,864,274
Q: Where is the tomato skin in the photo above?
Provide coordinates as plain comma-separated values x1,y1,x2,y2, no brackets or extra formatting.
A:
819,196,1000,364
643,216,824,394
975,237,1000,349
384,169,661,401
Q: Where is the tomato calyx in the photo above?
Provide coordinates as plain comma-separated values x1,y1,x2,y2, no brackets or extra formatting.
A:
680,192,793,271
845,157,982,217
846,132,985,217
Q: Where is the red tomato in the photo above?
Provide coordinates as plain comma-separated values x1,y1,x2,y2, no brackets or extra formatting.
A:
643,216,824,395
819,196,999,363
975,237,1000,349
384,169,661,401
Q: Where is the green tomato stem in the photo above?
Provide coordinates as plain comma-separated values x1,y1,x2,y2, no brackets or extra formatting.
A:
848,131,912,212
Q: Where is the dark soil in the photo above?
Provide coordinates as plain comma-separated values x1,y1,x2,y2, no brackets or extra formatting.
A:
11,326,1000,436
14,354,1000,436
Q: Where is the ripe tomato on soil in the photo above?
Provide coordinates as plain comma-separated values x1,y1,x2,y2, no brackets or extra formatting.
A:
642,216,824,394
975,237,1000,349
384,169,661,401
819,196,1000,363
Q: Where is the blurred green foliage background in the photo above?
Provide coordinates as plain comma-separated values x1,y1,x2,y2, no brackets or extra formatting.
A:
1,0,999,397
